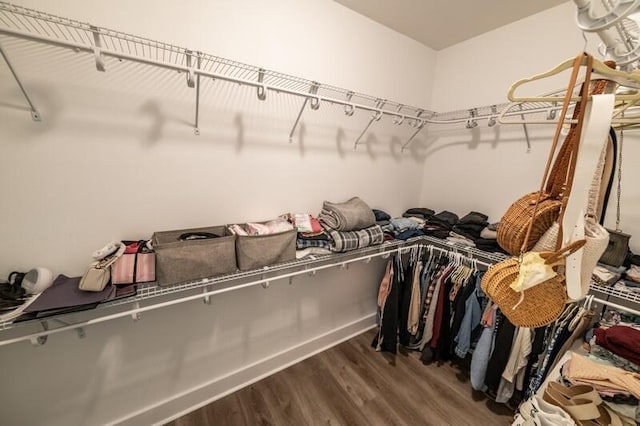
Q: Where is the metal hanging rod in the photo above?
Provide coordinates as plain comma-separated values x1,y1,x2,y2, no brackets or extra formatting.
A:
0,2,433,140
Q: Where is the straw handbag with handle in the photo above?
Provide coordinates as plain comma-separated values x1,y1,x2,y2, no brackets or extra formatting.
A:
483,54,593,327
497,53,594,256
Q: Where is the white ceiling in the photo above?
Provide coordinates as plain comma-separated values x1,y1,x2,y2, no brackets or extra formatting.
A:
334,0,569,50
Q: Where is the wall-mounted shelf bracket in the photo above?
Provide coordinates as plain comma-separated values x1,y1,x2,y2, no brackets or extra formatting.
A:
90,25,105,72
400,110,425,153
0,42,41,121
202,287,211,305
131,302,141,321
289,81,320,143
29,321,48,346
354,99,385,149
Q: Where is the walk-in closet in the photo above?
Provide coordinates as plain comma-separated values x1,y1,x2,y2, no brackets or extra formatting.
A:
1,1,640,425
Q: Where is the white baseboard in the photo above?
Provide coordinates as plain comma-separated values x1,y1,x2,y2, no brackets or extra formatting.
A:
111,313,377,426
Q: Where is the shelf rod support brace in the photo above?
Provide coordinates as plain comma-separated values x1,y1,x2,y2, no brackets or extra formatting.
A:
0,42,41,121
518,104,532,152
193,52,202,135
30,321,48,347
90,25,106,72
354,99,385,149
401,110,425,153
289,81,320,143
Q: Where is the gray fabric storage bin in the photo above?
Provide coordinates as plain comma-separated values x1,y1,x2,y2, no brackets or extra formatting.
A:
233,227,296,271
152,225,237,286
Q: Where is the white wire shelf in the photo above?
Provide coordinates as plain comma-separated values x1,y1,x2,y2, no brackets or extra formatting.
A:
0,235,508,347
589,281,640,305
0,1,435,143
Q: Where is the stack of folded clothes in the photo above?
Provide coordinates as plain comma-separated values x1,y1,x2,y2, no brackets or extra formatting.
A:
287,213,332,258
390,216,425,240
423,211,459,239
318,197,384,252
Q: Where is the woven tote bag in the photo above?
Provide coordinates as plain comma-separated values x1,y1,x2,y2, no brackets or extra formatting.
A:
497,53,593,256
481,240,585,327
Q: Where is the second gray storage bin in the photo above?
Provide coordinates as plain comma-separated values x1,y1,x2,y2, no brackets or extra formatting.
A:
152,225,237,286
233,226,296,271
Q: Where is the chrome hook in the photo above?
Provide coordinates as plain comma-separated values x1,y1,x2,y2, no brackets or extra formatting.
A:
392,105,405,125
310,81,320,110
466,108,478,129
257,68,267,101
487,105,498,127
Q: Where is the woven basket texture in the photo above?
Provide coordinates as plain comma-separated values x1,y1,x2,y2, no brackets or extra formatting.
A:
497,192,561,256
481,258,567,328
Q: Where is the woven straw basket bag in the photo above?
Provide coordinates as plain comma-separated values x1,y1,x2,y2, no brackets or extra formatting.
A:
497,53,599,256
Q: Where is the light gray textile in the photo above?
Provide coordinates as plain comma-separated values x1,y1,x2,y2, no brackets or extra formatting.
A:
319,197,376,231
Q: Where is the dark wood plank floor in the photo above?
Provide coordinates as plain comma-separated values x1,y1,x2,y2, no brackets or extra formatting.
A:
166,329,514,426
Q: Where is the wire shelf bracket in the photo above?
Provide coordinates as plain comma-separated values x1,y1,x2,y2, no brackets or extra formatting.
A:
0,41,41,121
289,81,320,143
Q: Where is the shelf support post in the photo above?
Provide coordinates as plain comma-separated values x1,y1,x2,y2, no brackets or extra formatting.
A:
0,42,41,121
289,81,319,143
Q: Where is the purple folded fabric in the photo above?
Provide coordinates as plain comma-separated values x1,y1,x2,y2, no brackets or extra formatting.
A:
24,274,115,313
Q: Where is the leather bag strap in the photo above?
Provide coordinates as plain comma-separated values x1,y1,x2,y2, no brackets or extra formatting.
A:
520,53,590,253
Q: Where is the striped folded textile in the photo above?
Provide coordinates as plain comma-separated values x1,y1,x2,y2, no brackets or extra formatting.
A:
326,225,384,253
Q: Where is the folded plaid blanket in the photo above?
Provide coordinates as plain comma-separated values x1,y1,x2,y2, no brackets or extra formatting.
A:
319,197,375,231
326,225,384,252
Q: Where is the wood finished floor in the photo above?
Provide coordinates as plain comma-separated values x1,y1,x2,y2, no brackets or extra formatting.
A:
166,329,514,426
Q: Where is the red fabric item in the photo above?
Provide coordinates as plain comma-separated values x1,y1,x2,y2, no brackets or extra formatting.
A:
309,216,322,233
430,275,448,349
594,325,640,365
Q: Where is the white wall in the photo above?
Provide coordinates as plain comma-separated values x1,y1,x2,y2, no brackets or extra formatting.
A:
422,1,640,253
0,1,436,425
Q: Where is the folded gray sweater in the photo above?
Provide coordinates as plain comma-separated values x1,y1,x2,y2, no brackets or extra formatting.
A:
319,197,376,231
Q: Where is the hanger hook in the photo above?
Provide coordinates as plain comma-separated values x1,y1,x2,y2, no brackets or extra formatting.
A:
392,105,405,125
257,68,267,101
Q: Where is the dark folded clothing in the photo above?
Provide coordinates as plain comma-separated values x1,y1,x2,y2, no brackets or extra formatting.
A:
372,209,391,221
395,229,425,240
403,207,435,218
474,238,507,254
423,225,451,240
428,211,459,228
453,223,487,239
459,211,489,225
297,232,329,241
